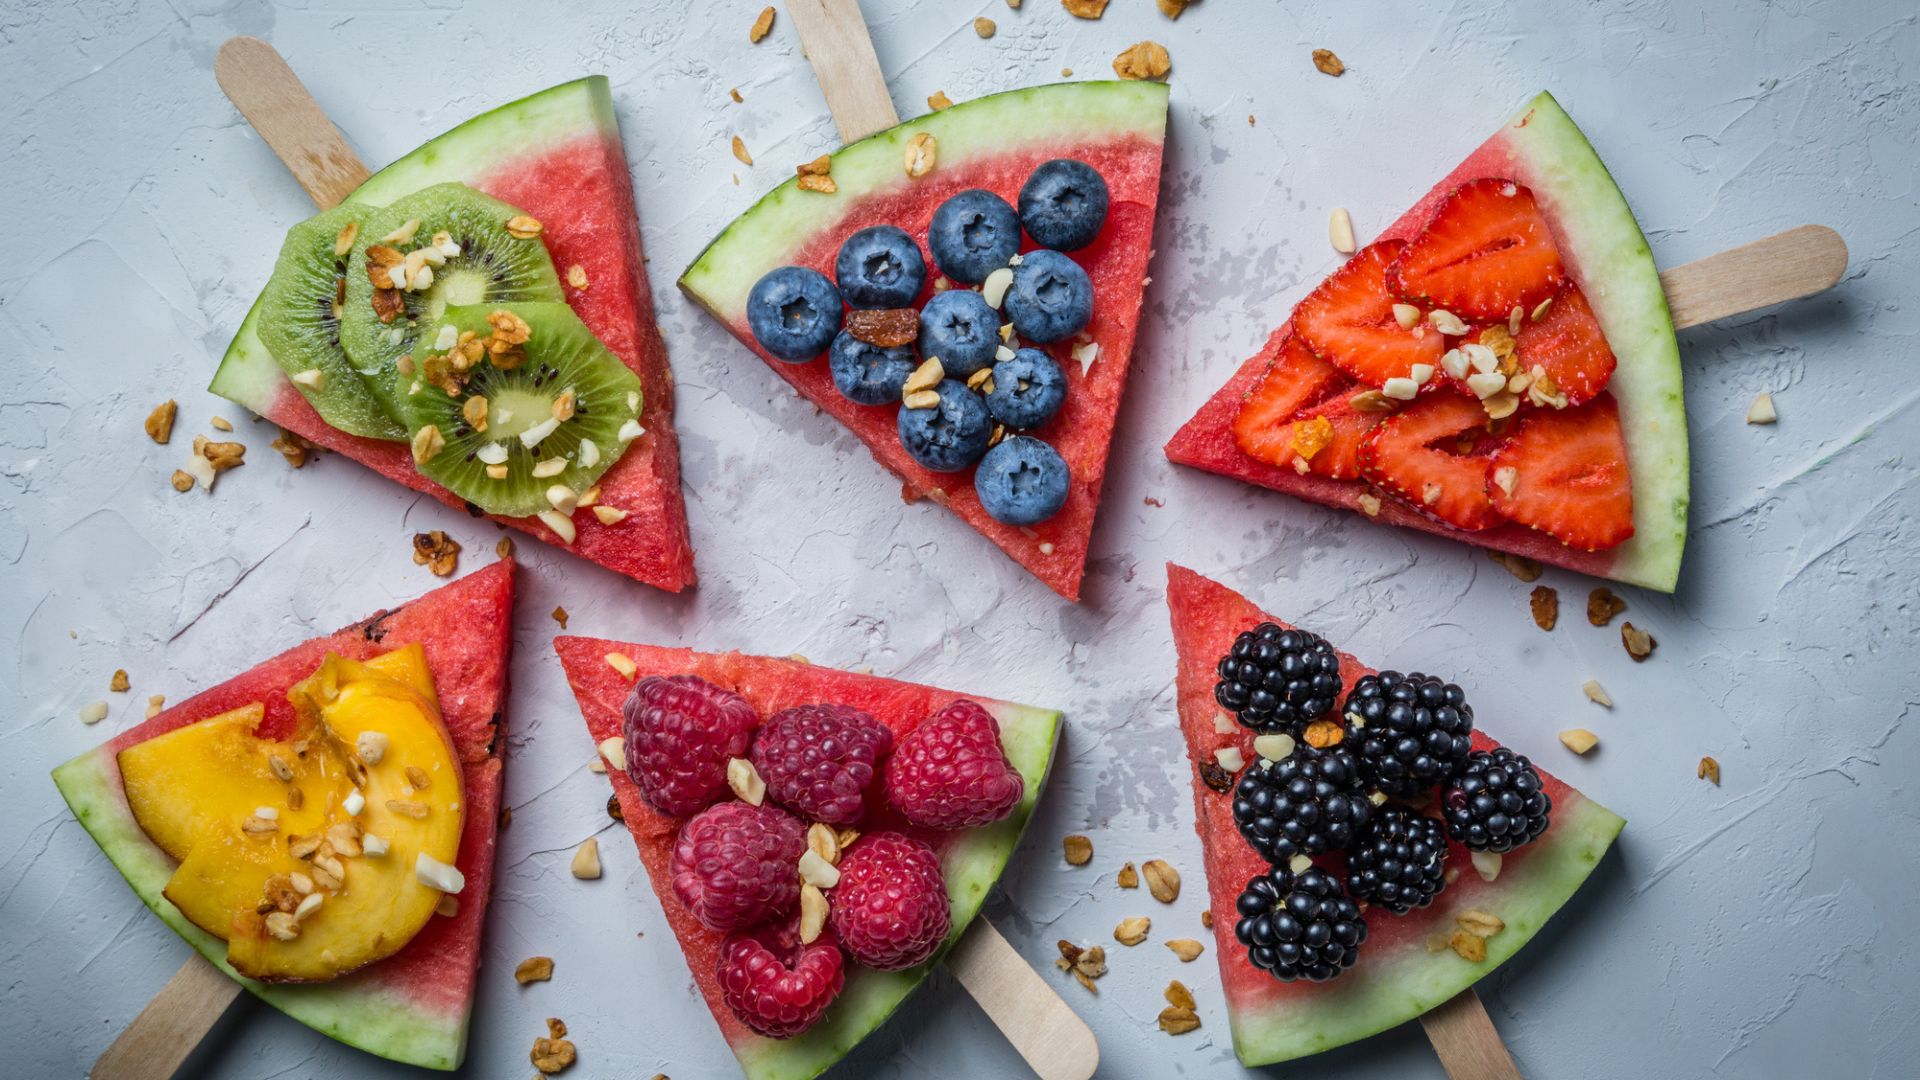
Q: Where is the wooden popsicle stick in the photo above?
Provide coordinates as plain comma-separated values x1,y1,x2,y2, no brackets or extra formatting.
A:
948,921,1099,1080
215,36,367,209
785,0,900,142
1660,224,1847,330
92,953,243,1080
1420,988,1525,1080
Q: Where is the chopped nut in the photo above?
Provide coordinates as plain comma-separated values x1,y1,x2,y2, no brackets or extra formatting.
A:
730,135,753,166
1470,849,1502,882
1113,40,1172,81
109,669,130,693
728,757,766,805
1157,0,1192,17
531,1017,577,1074
169,469,194,492
799,882,830,944
1328,206,1357,254
1213,745,1244,773
1303,718,1345,749
1448,928,1487,962
1587,587,1626,626
1747,391,1777,425
1488,550,1543,582
410,424,446,465
271,428,315,468
806,822,841,866
1530,585,1559,631
571,837,602,880
1114,916,1151,946
1165,938,1204,962
904,131,937,178
1582,679,1613,708
1253,732,1296,761
798,848,840,889
1063,0,1108,17
1312,47,1346,76
1142,859,1180,903
605,652,638,679
1559,729,1599,755
1698,756,1721,786
795,154,837,194
78,700,109,725
201,440,246,472
1350,389,1398,413
748,5,774,42
847,308,919,348
144,400,177,444
902,389,940,410
1117,861,1139,888
973,17,996,38
146,694,165,719
598,736,627,772
504,215,544,240
1621,622,1657,661
927,90,953,111
1063,835,1093,865
356,729,388,765
411,530,461,577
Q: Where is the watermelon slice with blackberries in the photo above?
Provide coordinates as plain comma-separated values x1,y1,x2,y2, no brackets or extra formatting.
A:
1166,91,1688,591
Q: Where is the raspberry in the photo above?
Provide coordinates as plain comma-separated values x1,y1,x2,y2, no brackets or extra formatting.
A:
622,675,758,816
884,700,1024,829
829,832,952,970
716,915,845,1039
748,704,894,826
671,801,806,933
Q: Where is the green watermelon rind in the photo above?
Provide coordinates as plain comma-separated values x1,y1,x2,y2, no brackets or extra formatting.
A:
209,76,620,418
50,752,463,1069
677,80,1169,321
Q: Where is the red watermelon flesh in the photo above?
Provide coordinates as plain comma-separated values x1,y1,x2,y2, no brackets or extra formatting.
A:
51,561,516,1069
1165,564,1623,1064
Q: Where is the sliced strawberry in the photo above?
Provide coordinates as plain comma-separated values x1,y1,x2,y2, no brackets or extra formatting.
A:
1388,178,1565,321
1233,333,1348,467
1295,240,1444,388
1357,393,1503,531
1509,285,1615,405
1487,393,1634,550
1291,395,1378,480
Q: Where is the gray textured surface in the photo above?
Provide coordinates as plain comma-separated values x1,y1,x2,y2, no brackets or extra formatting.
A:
3,0,1916,1077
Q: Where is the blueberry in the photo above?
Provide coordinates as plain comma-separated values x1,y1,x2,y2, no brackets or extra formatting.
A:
917,289,1002,378
828,331,917,405
927,189,1021,284
1018,160,1110,251
985,348,1067,430
974,436,1071,526
833,225,927,308
1003,250,1092,344
746,266,842,362
896,380,992,472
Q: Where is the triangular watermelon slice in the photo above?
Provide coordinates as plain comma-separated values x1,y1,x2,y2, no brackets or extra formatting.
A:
680,82,1168,600
212,76,696,593
1165,564,1622,1064
554,637,1061,1080
1166,91,1688,592
50,561,516,1070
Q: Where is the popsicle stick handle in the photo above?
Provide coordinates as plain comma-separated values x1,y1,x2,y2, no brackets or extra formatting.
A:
1419,988,1524,1080
785,0,900,142
1660,224,1847,330
215,36,368,209
92,954,243,1080
948,920,1100,1080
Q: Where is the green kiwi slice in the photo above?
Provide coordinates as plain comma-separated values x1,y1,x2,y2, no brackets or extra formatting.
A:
340,183,563,424
401,301,643,520
255,204,408,441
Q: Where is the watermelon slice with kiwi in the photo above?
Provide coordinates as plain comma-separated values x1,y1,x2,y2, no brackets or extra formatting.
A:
1165,91,1688,592
553,637,1061,1080
1166,564,1622,1064
679,81,1168,600
211,76,696,593
49,561,516,1070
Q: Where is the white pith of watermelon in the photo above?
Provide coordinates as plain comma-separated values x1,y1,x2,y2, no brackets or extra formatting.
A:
210,76,696,593
553,638,1062,1080
1165,91,1688,592
679,81,1169,600
49,562,516,1070
1165,564,1624,1065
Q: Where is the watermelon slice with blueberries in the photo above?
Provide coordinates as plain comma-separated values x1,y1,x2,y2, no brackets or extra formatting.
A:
554,637,1061,1080
1166,564,1623,1064
212,76,696,593
50,561,516,1070
1165,91,1688,592
680,81,1169,600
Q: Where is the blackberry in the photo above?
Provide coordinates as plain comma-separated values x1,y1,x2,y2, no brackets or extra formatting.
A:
1214,623,1344,735
1443,748,1551,852
1234,864,1367,982
1345,671,1475,798
1347,807,1449,914
1231,747,1372,864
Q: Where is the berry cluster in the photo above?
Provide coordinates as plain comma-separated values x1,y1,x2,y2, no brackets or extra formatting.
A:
1211,625,1553,983
622,675,1025,1038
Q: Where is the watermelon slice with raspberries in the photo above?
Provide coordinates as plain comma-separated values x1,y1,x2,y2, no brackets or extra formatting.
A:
679,81,1169,600
1166,564,1622,1064
554,637,1061,1080
211,77,695,592
1166,91,1688,592
49,561,516,1070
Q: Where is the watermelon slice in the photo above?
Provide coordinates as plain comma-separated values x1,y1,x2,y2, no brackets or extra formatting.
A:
679,82,1169,600
1165,564,1622,1064
554,638,1061,1080
50,562,516,1070
211,76,695,593
1166,91,1688,592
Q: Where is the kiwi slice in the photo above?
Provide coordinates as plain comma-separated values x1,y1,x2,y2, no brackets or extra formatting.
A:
340,183,563,424
401,301,643,519
256,204,408,441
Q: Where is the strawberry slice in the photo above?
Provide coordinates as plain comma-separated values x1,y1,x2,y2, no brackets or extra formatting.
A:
1290,395,1378,480
1358,393,1503,531
1233,333,1348,467
1295,240,1444,388
1509,285,1616,406
1388,178,1565,321
1487,393,1634,550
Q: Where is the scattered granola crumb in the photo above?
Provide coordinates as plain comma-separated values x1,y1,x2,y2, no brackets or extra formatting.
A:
1165,938,1204,962
270,428,316,468
1055,940,1107,993
1312,48,1346,76
110,669,130,693
974,16,996,37
1201,909,1212,929
170,469,193,493
1063,834,1093,865
1582,679,1613,708
1698,756,1721,786
1117,861,1139,889
1530,585,1559,631
1558,729,1599,755
1157,0,1193,18
1488,550,1542,582
796,154,837,194
1455,909,1505,938
731,135,754,166
1448,928,1487,962
1114,915,1151,946
748,6,774,43
1063,0,1108,17
496,537,515,559
1113,40,1172,81
1061,66,1074,77
145,401,178,444
1142,859,1180,903
531,1016,576,1073
1587,587,1626,626
928,90,953,111
904,131,937,178
551,605,569,629
1158,979,1200,1033
729,87,743,103
1621,622,1656,661
412,530,461,577
515,955,555,985
1746,391,1777,425
146,694,165,719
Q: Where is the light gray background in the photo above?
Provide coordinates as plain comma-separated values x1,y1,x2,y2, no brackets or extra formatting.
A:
3,1,1915,1077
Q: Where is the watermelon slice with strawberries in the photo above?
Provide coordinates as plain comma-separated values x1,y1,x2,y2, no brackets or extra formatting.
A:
211,77,695,592
50,561,516,1070
554,637,1061,1080
679,82,1169,600
1166,564,1622,1064
1166,91,1688,592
